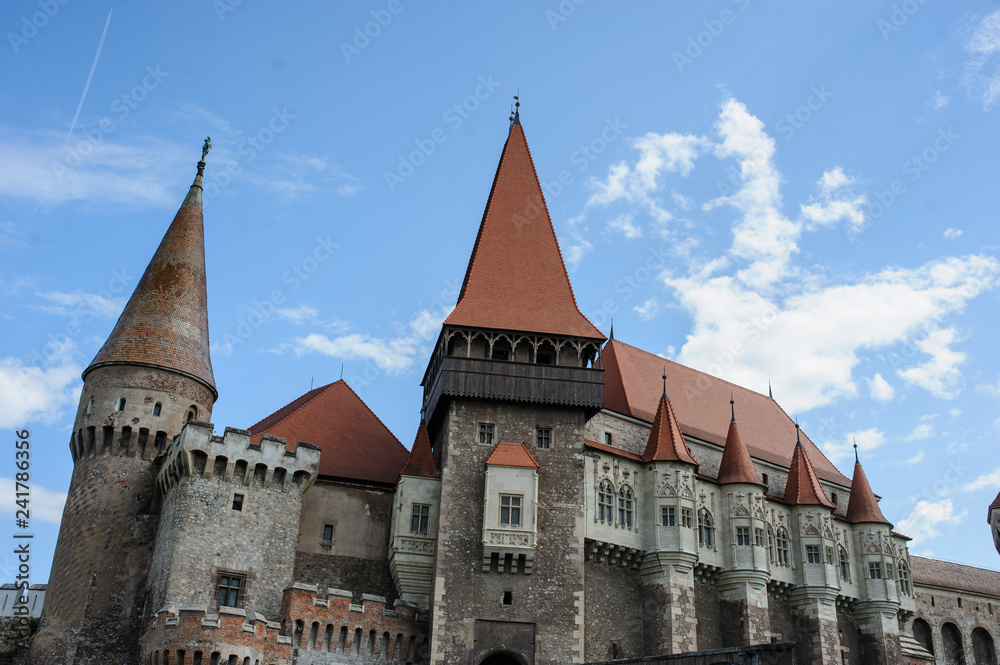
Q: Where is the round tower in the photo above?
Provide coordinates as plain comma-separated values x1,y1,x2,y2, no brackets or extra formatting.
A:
32,141,218,665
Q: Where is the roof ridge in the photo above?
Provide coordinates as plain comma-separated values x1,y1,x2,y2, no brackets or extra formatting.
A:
910,554,1000,574
248,381,339,435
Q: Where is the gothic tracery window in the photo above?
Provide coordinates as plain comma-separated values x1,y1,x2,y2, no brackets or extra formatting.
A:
597,481,613,523
775,527,790,565
617,486,633,528
698,509,714,547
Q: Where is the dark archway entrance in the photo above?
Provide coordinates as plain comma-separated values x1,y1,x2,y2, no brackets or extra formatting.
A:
480,651,526,665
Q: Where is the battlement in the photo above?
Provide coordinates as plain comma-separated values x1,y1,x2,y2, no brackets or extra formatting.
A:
156,422,320,496
280,583,430,663
143,606,290,665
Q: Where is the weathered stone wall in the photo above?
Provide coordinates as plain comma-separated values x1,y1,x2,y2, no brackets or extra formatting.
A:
297,480,394,561
33,365,214,665
430,400,587,665
909,584,1000,665
294,552,397,603
583,561,643,661
694,582,724,650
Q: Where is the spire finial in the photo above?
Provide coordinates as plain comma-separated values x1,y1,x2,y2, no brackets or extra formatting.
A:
609,318,615,341
662,368,668,400
795,419,802,447
768,380,773,400
730,392,735,422
512,93,521,126
853,437,859,463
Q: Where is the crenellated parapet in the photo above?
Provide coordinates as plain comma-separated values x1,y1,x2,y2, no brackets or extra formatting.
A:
143,606,291,665
280,583,430,663
156,422,320,497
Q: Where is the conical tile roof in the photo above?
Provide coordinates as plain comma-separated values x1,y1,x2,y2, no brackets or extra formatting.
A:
400,423,440,478
784,427,835,508
846,457,891,525
642,377,698,466
717,399,763,486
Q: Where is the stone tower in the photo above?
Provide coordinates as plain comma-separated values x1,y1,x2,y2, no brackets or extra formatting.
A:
32,143,217,665
420,105,605,665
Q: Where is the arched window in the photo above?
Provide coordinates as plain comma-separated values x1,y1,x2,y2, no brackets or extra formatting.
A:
898,560,910,595
187,405,197,422
766,524,775,563
153,402,162,417
911,618,933,655
972,626,996,665
942,622,964,665
775,527,790,565
617,486,633,528
698,509,714,547
839,546,850,581
597,481,613,523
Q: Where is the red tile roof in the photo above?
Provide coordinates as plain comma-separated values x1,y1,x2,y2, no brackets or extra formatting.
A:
444,121,604,340
86,166,216,396
400,423,440,478
486,441,540,468
642,392,699,466
784,436,836,508
248,380,408,485
845,460,891,525
601,339,850,487
717,408,763,486
990,489,1000,512
584,439,645,463
910,556,1000,597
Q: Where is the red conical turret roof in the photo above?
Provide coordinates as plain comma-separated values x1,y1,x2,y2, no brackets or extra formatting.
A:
85,142,216,397
642,376,698,466
784,427,835,508
400,423,440,478
717,399,763,486
444,111,603,340
846,455,891,525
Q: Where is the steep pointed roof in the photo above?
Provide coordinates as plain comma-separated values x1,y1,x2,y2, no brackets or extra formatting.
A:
400,423,440,478
717,399,763,486
601,339,851,487
85,145,216,397
486,441,540,468
846,457,891,525
784,428,836,508
248,380,409,485
443,117,603,340
990,489,1000,520
642,377,699,466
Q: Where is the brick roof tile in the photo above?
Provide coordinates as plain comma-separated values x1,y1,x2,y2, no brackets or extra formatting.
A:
846,460,891,526
784,437,836,508
910,556,1000,597
400,423,440,478
248,380,408,485
717,410,764,486
642,394,699,466
485,441,540,468
444,121,603,340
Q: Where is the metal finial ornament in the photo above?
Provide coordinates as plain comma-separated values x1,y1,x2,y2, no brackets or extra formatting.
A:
201,136,212,161
853,437,859,463
730,392,735,421
662,368,668,400
795,419,802,447
768,380,773,400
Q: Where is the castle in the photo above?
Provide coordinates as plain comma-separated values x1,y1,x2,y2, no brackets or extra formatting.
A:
26,108,1000,665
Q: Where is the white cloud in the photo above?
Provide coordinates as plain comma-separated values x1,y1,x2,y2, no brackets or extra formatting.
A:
0,338,82,429
800,167,867,233
896,327,966,398
868,373,895,402
929,90,950,110
962,9,1000,109
897,499,967,544
246,153,362,201
963,467,1000,493
949,407,962,418
944,228,963,239
0,478,65,523
634,297,660,321
822,427,885,465
607,213,642,239
33,289,126,324
274,305,319,325
902,449,925,466
903,423,933,441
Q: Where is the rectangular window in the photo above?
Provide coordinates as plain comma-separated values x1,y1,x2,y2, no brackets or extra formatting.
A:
807,545,821,563
681,508,693,528
869,562,882,580
661,506,675,527
604,432,613,446
216,573,245,608
410,504,430,534
500,495,522,527
479,423,494,445
736,526,751,546
536,427,551,449
755,528,765,547
231,494,244,511
322,524,334,541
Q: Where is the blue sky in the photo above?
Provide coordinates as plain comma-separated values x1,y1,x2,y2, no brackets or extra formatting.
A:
2,1,999,581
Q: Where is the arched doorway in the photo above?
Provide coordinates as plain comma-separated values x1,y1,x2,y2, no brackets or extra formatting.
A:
973,627,997,665
943,622,966,665
913,618,934,655
480,651,526,665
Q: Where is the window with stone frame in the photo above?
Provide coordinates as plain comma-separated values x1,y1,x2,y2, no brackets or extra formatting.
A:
775,527,790,565
410,504,430,534
767,525,775,563
736,526,751,546
597,481,614,523
500,494,522,527
806,545,821,563
839,546,850,580
617,486,634,528
698,509,714,547
215,572,246,608
898,560,911,594
661,505,676,527
869,562,883,580
479,423,495,445
826,546,835,565
536,427,551,449
681,507,693,528
755,527,765,547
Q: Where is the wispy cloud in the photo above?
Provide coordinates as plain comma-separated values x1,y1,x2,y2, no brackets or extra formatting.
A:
634,297,660,321
0,478,66,523
897,498,967,545
963,466,1000,493
928,90,950,110
961,9,1000,109
0,338,82,429
944,228,963,239
868,373,895,402
903,422,934,441
822,427,885,465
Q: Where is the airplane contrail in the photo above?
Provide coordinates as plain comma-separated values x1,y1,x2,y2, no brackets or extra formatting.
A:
65,9,112,144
